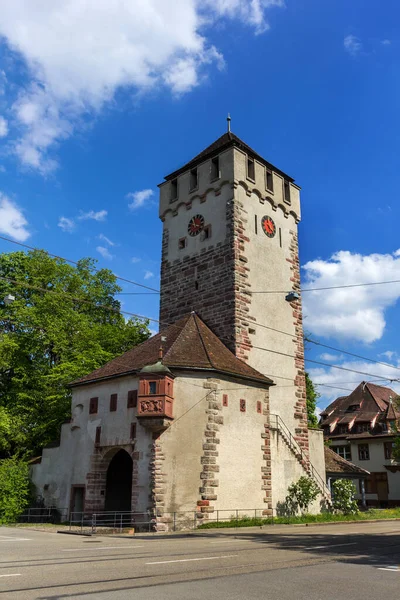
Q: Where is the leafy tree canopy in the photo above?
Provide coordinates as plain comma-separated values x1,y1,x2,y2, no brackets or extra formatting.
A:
306,372,320,428
0,250,150,457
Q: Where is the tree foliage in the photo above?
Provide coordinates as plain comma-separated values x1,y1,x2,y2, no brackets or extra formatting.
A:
332,479,359,515
306,372,320,428
0,250,150,457
285,476,319,515
0,458,30,523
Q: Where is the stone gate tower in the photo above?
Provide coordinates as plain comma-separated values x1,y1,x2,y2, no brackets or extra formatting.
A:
159,127,309,456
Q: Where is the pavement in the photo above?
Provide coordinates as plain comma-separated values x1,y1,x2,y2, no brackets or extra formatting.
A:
1,520,400,599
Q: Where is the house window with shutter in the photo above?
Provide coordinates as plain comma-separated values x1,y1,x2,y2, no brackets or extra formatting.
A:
95,426,101,446
89,397,98,415
127,390,137,408
358,444,370,461
110,394,117,412
384,442,394,459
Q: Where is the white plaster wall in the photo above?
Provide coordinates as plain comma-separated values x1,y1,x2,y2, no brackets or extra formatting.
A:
308,429,326,484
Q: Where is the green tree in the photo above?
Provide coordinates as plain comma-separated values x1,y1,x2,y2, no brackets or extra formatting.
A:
306,372,320,428
0,250,150,457
0,458,30,523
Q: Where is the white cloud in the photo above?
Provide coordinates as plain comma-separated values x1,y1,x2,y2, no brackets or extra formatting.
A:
319,353,344,362
96,245,114,260
308,358,400,406
0,1,284,171
380,350,397,361
131,257,141,264
144,270,154,280
0,116,8,137
381,39,391,46
58,216,75,233
302,249,400,343
78,210,107,222
98,233,115,246
0,193,30,241
127,189,154,211
344,34,362,57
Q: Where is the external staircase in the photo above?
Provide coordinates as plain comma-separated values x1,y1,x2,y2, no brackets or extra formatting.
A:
269,413,331,503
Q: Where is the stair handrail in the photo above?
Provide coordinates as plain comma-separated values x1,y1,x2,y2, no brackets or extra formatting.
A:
269,413,331,498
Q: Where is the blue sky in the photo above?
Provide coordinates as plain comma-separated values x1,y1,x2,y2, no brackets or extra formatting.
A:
1,0,400,408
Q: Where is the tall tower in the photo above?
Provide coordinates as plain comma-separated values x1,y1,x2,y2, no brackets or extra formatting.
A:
158,127,308,450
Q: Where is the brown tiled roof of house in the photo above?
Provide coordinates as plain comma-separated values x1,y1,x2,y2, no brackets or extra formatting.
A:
324,447,369,477
71,313,273,388
320,381,399,437
163,131,295,183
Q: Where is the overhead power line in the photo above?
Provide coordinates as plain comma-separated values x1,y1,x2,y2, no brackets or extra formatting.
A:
2,274,400,385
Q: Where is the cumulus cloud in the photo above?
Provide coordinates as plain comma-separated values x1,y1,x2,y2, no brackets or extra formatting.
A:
0,116,8,137
319,353,344,362
144,270,154,280
127,189,154,211
380,350,397,360
58,216,75,233
308,358,400,405
78,210,107,222
96,245,114,260
0,1,284,171
0,193,30,241
302,249,400,343
344,34,362,56
98,233,115,246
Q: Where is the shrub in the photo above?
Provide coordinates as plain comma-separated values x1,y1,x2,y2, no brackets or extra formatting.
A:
0,458,30,524
285,476,319,515
332,479,359,515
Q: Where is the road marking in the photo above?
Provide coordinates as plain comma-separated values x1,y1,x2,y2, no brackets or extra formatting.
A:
62,545,144,552
304,542,357,550
378,567,400,572
0,538,31,542
147,554,238,565
0,574,21,578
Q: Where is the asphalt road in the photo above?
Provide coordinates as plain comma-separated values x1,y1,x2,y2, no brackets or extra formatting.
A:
1,521,400,599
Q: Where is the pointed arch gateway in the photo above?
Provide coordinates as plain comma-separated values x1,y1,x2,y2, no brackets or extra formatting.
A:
104,449,133,513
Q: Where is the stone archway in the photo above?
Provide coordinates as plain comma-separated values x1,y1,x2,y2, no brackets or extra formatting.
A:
104,449,133,513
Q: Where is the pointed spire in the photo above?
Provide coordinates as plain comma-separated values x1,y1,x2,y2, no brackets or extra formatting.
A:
227,113,231,133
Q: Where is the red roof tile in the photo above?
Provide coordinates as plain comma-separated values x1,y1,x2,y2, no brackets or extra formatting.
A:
71,313,273,387
324,447,369,476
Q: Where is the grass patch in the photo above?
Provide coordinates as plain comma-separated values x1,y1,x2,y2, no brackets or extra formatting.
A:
197,508,400,529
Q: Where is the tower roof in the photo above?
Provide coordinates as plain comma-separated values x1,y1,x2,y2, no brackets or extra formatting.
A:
163,131,295,183
70,313,273,388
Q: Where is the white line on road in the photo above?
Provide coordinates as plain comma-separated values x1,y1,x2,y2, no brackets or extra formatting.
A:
147,554,238,565
62,545,145,552
0,539,31,542
304,542,357,550
378,567,400,572
0,574,21,578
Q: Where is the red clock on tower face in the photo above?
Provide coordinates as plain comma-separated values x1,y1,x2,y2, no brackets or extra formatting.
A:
261,215,276,238
188,214,205,236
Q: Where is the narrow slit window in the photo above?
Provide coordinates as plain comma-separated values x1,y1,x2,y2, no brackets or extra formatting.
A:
190,168,198,191
223,394,228,407
255,215,258,234
195,280,199,290
257,401,262,414
279,227,282,248
210,156,220,180
247,157,255,181
95,426,101,446
266,169,274,192
110,394,117,412
130,422,137,440
284,181,291,203
170,178,178,200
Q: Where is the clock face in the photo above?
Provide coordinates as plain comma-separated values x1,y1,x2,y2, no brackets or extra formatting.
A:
261,215,276,238
188,214,205,236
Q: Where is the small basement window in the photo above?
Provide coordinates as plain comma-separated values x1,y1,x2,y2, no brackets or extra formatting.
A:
210,156,220,180
190,168,198,191
178,237,187,250
170,178,178,200
284,181,291,203
248,328,256,335
266,169,274,192
149,381,157,395
247,157,255,181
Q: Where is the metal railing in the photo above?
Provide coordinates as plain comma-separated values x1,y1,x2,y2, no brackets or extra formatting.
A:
269,413,331,499
18,507,68,524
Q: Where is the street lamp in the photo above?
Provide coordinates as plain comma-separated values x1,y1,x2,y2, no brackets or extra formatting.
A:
3,294,15,306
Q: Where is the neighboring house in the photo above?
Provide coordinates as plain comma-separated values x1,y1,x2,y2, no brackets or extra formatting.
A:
324,446,369,507
320,382,400,507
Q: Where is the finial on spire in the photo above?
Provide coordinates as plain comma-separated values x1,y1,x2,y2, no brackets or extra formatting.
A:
227,113,231,133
